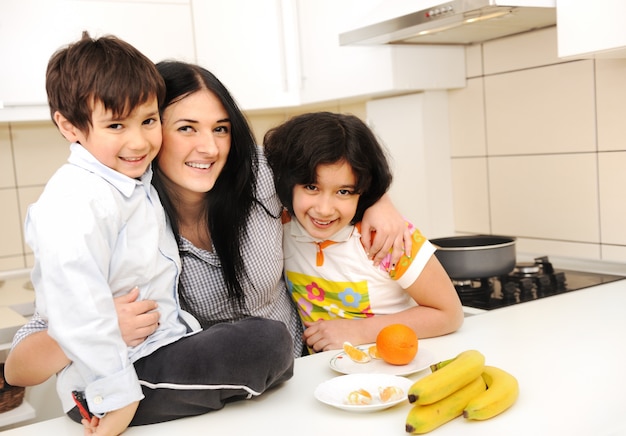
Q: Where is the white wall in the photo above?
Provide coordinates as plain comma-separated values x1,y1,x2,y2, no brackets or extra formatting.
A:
366,93,455,239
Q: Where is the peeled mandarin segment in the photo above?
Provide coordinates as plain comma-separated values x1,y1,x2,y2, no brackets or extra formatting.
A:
379,386,404,403
342,342,371,363
368,345,381,359
346,389,372,405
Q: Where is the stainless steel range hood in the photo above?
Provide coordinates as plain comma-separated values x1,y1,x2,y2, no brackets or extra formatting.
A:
339,0,556,46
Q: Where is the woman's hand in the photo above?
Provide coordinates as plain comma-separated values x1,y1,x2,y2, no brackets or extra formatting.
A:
114,287,160,347
361,194,412,268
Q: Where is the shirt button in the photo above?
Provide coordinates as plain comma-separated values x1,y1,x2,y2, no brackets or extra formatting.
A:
94,396,103,404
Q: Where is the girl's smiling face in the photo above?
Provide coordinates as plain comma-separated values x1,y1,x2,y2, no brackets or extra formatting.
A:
157,89,231,201
292,160,360,239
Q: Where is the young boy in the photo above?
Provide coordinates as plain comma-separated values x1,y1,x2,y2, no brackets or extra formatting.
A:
22,33,293,434
263,112,465,353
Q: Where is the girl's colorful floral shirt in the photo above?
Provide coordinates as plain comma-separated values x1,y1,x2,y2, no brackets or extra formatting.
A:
282,216,435,323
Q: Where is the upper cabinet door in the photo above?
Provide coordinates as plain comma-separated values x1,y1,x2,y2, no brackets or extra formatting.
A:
0,0,194,121
192,0,301,111
192,0,464,111
557,0,626,58
296,0,465,104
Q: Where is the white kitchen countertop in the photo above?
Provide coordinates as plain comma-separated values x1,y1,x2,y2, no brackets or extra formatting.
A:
0,270,35,318
0,270,34,351
3,279,626,436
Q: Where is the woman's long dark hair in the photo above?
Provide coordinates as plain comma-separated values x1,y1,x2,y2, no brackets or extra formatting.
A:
153,61,259,303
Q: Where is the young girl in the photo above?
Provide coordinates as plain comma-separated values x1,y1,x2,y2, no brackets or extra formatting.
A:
263,112,464,353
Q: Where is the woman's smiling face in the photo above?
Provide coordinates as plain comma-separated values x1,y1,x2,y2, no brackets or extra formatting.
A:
157,89,231,200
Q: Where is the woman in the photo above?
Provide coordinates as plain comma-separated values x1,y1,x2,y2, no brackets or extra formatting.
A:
153,61,305,355
5,62,411,387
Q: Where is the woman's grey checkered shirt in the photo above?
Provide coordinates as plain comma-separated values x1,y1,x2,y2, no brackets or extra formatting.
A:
177,151,303,357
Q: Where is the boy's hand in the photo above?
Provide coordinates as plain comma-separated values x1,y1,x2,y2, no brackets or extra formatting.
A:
82,415,99,434
82,401,138,435
114,287,160,347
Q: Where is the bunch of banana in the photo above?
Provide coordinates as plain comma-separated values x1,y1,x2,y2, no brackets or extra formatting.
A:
405,350,519,434
406,376,486,434
463,365,519,420
405,350,486,434
407,349,485,405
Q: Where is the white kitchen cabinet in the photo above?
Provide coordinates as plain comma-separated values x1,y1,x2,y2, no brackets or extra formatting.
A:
296,0,466,104
1,0,466,120
192,0,301,111
192,0,465,111
557,0,626,58
0,0,194,122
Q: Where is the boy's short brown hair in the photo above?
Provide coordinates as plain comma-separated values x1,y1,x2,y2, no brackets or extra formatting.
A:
46,31,165,133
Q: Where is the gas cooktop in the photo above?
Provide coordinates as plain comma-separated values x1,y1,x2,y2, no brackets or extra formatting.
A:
454,256,626,311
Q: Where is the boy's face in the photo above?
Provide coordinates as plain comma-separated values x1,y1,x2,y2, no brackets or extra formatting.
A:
67,98,162,179
292,161,360,240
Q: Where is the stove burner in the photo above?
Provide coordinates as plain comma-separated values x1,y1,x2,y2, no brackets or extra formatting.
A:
452,278,492,302
512,263,540,276
453,255,625,310
451,279,473,287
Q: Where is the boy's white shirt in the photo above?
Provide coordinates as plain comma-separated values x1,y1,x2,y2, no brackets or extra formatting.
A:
25,142,199,416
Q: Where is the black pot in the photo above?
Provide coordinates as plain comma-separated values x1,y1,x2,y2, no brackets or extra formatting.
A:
430,235,517,280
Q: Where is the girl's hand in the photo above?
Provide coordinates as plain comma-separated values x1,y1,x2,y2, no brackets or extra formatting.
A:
114,287,160,347
303,319,368,352
361,194,412,268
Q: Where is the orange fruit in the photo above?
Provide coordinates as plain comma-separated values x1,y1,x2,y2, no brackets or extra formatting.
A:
342,342,371,363
375,324,418,366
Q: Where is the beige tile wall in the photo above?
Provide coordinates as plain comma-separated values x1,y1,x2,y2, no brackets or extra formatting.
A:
0,121,68,270
448,26,626,263
484,61,596,155
596,59,626,151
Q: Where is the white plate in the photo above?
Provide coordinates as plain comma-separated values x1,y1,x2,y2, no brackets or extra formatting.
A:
329,345,435,376
314,373,413,412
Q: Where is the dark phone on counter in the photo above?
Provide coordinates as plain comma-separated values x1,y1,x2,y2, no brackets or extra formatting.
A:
71,390,93,422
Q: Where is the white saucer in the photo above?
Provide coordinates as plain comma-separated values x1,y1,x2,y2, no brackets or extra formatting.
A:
314,373,413,412
329,345,435,376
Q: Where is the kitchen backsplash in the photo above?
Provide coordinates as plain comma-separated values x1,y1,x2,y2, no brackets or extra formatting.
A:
0,123,70,270
1,26,625,272
448,27,626,265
